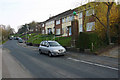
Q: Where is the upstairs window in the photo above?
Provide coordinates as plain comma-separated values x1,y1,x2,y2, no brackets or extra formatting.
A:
46,21,54,26
65,17,68,22
69,16,73,21
56,20,60,25
86,9,94,16
46,22,49,26
42,24,44,27
79,12,82,18
62,18,65,23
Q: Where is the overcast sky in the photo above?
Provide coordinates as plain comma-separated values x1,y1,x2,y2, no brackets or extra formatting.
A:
0,0,118,32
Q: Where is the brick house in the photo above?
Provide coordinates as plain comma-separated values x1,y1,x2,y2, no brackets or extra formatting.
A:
73,3,96,34
45,17,55,35
35,22,45,34
41,22,46,34
39,2,118,38
43,3,96,37
42,9,73,37
54,9,73,37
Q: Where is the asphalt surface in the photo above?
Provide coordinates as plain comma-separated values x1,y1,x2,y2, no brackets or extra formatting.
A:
2,40,118,78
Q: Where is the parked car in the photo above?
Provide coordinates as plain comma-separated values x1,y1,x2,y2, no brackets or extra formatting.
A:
16,37,19,40
9,37,13,40
18,38,23,43
14,37,17,40
39,41,66,57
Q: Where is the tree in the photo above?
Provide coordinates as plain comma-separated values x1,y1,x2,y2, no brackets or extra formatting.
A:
6,25,15,35
91,2,114,45
0,25,14,41
29,21,37,30
77,1,118,45
18,25,27,34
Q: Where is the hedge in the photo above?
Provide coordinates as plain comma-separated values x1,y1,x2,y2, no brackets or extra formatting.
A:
76,32,104,51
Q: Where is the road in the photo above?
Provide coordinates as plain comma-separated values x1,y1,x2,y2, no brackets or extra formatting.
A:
2,40,118,78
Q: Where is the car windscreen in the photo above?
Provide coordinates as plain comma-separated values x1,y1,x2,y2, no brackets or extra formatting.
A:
48,42,60,46
19,39,23,41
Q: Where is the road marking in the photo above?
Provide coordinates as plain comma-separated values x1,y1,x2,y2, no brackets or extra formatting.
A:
67,57,118,71
67,58,80,62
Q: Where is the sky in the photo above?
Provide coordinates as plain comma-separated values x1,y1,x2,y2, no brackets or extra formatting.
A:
0,0,88,32
0,0,118,32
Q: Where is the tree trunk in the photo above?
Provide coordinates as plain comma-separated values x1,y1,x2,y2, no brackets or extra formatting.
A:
106,5,111,45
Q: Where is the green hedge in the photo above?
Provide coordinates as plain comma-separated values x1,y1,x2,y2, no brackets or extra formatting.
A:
76,32,103,51
17,33,72,47
27,34,54,44
26,34,71,47
56,37,72,47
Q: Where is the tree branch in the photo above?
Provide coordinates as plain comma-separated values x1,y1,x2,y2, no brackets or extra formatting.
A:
92,14,106,28
109,2,114,10
103,2,109,6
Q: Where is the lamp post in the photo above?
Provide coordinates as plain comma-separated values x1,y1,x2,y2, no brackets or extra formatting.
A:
71,11,79,48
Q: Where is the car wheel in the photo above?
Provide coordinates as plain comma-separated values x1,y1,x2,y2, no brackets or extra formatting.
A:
39,49,42,54
48,52,52,57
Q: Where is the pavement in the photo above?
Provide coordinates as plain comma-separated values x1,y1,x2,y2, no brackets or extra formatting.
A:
66,51,118,68
2,40,119,78
2,48,33,78
18,42,118,68
99,46,119,58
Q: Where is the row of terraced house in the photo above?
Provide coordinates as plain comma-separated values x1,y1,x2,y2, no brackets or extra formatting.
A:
26,2,119,37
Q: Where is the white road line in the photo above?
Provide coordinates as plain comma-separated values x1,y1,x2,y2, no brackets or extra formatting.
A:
68,58,80,62
67,57,118,71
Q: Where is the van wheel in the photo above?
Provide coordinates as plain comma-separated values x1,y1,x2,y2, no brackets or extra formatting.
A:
48,52,52,57
39,49,42,54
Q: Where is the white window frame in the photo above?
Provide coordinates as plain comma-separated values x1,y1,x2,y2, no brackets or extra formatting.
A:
36,29,38,31
62,28,64,34
56,28,60,35
53,28,55,34
79,12,82,18
62,18,65,23
86,22,95,31
65,17,68,22
56,20,60,25
42,24,44,27
86,9,94,16
69,16,72,21
42,30,44,34
79,24,83,32
69,27,72,36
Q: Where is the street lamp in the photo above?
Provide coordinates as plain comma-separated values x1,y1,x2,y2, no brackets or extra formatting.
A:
73,11,77,15
71,11,78,48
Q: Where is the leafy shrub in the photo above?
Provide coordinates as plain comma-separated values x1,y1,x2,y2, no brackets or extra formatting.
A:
76,32,103,51
56,37,72,47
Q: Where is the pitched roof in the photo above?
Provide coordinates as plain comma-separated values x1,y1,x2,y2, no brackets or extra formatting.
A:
45,9,73,22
